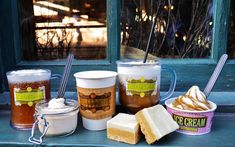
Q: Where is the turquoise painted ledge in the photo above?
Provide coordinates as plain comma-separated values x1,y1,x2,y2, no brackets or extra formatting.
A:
0,111,234,146
0,91,235,146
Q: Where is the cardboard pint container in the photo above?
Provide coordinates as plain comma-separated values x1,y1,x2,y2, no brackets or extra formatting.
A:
165,98,217,135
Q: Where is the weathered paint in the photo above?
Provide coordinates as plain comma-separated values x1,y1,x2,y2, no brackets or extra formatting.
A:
0,110,235,146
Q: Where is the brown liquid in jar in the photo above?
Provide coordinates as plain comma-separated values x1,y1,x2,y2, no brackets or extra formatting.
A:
119,83,159,114
9,80,50,129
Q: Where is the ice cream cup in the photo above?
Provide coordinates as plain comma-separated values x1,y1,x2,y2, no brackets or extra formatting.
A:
165,98,217,135
74,70,117,131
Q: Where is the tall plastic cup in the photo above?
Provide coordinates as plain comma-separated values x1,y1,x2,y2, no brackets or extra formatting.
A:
116,60,177,113
7,69,52,130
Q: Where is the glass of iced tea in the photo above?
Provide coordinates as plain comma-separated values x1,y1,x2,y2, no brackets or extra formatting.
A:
117,60,177,114
7,69,51,130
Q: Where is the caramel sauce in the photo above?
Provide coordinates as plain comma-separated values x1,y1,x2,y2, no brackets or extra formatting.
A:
9,80,50,129
119,83,159,114
172,95,211,111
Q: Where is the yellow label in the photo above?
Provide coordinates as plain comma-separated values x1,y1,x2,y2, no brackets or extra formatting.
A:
140,92,145,97
126,78,156,97
14,86,45,106
179,126,198,132
127,83,155,92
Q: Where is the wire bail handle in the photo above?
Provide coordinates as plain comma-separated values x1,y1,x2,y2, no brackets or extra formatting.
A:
28,114,49,145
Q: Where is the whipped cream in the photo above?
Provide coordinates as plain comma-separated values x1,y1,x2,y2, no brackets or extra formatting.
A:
7,69,51,83
36,99,78,136
40,98,74,114
48,98,66,109
117,63,160,87
172,86,211,111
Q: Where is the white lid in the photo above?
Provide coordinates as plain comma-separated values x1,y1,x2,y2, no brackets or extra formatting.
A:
74,71,117,79
82,116,111,131
74,70,117,88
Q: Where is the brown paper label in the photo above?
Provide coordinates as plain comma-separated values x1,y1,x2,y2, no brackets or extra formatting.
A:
77,85,116,120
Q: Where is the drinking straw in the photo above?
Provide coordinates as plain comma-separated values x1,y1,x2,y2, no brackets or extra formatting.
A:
143,14,157,63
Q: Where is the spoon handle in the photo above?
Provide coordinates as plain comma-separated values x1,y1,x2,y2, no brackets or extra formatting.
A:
203,54,228,97
57,53,74,98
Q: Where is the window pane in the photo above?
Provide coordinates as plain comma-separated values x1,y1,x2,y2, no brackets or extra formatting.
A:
120,0,212,59
228,1,235,58
19,0,106,60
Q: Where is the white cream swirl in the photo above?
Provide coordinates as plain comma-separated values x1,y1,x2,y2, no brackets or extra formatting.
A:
48,98,66,109
172,86,211,111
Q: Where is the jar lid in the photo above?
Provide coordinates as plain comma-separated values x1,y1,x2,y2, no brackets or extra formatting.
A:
35,99,78,115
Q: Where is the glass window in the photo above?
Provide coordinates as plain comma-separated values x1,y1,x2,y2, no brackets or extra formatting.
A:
120,0,212,59
19,0,107,60
0,0,232,94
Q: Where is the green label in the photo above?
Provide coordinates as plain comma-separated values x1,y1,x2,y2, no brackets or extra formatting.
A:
126,77,156,97
127,83,155,92
14,86,45,106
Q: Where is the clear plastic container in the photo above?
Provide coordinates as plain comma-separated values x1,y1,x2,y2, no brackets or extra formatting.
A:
6,69,51,130
116,60,176,113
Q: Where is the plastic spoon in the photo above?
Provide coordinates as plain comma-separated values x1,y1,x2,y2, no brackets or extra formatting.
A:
57,53,74,98
203,54,228,98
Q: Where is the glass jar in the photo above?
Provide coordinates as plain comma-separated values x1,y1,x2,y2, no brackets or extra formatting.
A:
29,99,79,144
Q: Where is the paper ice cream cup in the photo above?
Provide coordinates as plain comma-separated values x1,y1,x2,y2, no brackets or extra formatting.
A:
165,98,217,135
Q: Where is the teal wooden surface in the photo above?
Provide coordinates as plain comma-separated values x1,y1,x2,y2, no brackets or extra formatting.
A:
107,0,120,64
1,0,235,92
212,0,230,61
11,0,21,63
0,33,3,93
0,110,234,147
0,0,16,72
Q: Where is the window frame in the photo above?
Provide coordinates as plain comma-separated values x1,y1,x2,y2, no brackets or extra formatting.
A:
0,0,234,94
0,0,120,91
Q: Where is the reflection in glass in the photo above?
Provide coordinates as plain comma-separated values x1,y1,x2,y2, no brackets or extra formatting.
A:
20,0,106,60
121,0,212,59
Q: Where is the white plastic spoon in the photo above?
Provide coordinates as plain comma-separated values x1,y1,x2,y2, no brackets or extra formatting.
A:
203,54,228,97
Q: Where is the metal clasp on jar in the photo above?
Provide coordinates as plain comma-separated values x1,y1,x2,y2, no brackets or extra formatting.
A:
28,113,49,145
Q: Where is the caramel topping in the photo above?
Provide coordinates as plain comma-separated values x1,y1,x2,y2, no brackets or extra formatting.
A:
172,86,211,111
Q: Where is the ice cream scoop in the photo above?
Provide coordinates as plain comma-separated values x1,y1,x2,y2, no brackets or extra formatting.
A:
172,86,211,111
